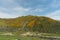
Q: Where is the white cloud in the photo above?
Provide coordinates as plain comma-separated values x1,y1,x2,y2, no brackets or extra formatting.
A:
46,10,60,20
0,6,31,18
34,8,44,12
10,6,31,16
0,12,13,18
13,7,30,12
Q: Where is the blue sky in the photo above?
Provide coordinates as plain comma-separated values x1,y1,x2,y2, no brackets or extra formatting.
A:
0,0,60,20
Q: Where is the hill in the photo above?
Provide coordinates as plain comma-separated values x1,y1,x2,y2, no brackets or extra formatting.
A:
0,15,60,33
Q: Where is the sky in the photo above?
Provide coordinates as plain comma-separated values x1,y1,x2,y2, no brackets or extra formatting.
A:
0,0,60,20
